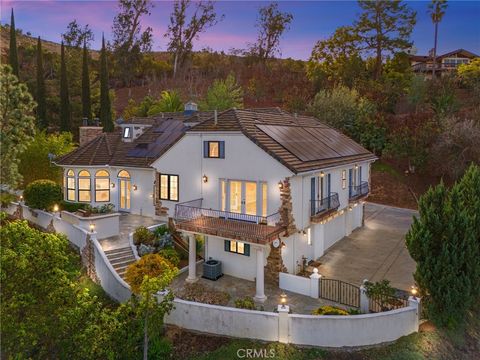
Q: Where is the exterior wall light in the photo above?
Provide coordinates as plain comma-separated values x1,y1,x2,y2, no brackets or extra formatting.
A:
354,164,358,170
281,241,286,249
133,184,138,191
111,182,115,188
202,174,208,183
278,181,283,190
320,171,325,178
89,223,96,233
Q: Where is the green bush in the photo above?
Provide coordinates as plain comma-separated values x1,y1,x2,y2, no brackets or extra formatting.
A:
0,192,17,207
234,297,256,310
133,226,155,246
24,180,63,211
153,224,169,237
158,248,180,267
60,200,88,213
311,305,349,316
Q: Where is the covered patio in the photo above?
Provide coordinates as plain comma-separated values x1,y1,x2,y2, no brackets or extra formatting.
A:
170,263,335,315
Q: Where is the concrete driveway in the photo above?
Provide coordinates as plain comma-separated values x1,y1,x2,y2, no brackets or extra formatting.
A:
317,202,417,291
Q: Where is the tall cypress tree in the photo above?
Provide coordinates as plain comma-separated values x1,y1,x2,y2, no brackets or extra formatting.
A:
99,35,113,132
36,37,47,129
59,41,71,132
9,9,19,77
81,40,91,121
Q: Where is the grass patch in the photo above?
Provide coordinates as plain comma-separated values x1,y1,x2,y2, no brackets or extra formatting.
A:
372,161,403,180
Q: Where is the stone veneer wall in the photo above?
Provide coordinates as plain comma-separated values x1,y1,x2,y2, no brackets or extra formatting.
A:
278,178,297,236
264,243,287,285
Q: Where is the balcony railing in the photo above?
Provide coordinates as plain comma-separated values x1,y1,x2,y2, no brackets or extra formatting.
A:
349,181,369,200
310,193,340,218
174,199,285,244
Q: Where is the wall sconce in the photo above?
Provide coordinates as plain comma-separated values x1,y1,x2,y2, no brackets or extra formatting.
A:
281,241,286,249
89,223,96,233
202,174,208,183
133,184,138,191
278,181,283,190
149,193,153,198
320,171,325,178
280,293,287,309
111,182,115,188
302,230,307,236
354,164,358,170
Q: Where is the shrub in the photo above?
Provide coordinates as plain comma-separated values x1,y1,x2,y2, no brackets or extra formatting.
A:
155,233,173,250
60,200,88,213
158,248,180,267
0,192,17,208
133,226,155,246
124,254,177,294
311,306,349,316
152,224,169,237
23,180,62,211
234,297,256,310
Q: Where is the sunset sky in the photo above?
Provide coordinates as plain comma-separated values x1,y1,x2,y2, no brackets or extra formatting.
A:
1,0,479,60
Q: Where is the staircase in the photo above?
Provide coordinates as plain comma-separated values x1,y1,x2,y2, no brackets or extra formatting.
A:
104,247,137,279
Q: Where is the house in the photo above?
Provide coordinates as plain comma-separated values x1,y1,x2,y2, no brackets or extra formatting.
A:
409,49,478,77
55,106,377,301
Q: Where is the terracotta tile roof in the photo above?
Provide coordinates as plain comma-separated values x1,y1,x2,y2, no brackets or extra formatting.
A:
189,108,377,173
55,119,186,168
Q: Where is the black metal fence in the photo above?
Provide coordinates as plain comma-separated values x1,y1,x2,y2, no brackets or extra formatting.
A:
368,293,409,313
320,278,360,308
349,181,369,200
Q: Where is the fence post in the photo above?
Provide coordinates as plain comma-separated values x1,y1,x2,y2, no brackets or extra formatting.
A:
309,268,321,299
408,296,421,331
277,305,290,344
360,279,369,314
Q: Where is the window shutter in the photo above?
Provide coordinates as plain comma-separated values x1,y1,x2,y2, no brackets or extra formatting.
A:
244,244,250,256
310,177,316,215
203,141,209,158
327,173,331,195
359,166,362,184
349,169,353,197
224,240,230,252
219,141,225,158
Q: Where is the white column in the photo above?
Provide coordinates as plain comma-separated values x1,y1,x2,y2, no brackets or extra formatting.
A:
254,247,266,302
186,234,197,283
277,305,290,343
408,296,421,331
359,279,369,314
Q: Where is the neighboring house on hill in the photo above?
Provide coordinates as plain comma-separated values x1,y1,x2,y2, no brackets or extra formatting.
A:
409,49,478,77
55,106,377,301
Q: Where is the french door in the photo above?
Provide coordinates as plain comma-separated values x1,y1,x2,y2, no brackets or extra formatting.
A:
222,180,262,217
118,179,131,211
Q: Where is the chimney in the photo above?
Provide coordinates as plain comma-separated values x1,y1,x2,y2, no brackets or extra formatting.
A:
79,122,103,146
184,101,198,115
214,109,218,126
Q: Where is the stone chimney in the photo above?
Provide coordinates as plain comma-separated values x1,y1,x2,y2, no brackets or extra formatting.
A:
79,119,103,146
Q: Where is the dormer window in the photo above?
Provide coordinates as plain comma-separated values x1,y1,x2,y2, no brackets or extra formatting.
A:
123,127,132,138
204,141,225,158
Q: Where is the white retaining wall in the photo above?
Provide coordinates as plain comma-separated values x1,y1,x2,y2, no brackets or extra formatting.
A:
61,211,120,239
279,272,311,297
164,297,421,348
4,203,132,303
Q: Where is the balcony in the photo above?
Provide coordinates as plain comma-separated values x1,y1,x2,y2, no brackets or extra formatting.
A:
310,193,340,222
349,181,369,201
174,199,285,244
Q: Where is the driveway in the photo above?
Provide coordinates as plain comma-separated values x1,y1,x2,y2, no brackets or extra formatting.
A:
317,202,417,291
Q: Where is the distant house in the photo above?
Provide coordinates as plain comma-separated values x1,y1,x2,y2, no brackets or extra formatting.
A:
409,49,478,77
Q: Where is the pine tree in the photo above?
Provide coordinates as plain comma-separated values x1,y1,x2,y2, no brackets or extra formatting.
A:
59,42,71,132
81,40,91,121
99,35,113,132
406,166,480,328
36,37,47,129
9,9,19,77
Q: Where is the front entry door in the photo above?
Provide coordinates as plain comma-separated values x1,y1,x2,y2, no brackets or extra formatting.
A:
119,179,131,211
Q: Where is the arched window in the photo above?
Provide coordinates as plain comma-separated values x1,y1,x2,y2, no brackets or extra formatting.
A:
95,170,110,202
78,170,91,202
66,169,75,201
118,170,130,178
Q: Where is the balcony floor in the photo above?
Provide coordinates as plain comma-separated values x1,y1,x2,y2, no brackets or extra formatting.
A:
175,216,284,244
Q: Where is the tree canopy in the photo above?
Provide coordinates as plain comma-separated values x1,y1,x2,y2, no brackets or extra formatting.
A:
200,73,244,111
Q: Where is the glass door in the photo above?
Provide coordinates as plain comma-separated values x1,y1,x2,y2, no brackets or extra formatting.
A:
119,179,131,211
229,181,242,214
244,182,257,216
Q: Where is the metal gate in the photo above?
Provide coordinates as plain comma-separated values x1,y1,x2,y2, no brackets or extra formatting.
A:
320,278,360,308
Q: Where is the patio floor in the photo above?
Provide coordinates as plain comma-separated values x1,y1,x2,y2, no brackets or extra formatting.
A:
99,213,163,251
171,264,338,315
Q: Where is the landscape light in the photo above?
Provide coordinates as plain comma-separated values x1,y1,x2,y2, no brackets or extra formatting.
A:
53,204,59,213
280,293,287,309
411,286,418,298
89,223,96,232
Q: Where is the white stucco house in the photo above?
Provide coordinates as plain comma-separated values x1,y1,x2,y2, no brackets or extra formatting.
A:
56,106,376,301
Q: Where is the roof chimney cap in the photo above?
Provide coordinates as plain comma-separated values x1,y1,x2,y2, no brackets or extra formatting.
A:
184,101,198,115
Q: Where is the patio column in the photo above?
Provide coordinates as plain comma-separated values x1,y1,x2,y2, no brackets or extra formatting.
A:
186,234,197,283
254,247,267,302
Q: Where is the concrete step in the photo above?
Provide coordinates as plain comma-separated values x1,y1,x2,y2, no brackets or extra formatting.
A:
107,250,135,261
113,261,136,272
110,254,136,265
105,247,133,256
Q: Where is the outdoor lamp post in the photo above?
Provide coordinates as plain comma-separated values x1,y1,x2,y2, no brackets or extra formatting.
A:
411,286,418,299
280,293,287,309
89,223,96,233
